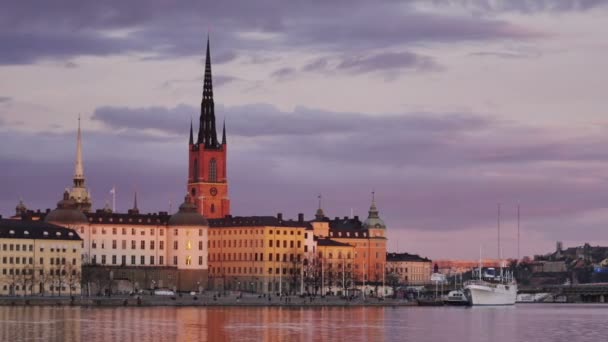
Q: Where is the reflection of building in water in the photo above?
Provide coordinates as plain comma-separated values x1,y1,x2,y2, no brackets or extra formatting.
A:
0,307,81,342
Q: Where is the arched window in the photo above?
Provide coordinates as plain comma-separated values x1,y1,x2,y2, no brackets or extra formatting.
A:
209,158,217,182
193,158,199,180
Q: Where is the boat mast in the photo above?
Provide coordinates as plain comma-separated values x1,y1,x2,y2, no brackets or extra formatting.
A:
517,204,520,261
479,245,482,280
498,203,503,282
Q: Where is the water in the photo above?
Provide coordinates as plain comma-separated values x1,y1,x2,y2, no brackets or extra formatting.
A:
1,304,606,341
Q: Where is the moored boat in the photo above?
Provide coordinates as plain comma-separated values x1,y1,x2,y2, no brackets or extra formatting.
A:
444,290,469,306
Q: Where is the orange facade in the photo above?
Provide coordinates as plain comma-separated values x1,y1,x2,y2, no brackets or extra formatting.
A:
188,143,230,219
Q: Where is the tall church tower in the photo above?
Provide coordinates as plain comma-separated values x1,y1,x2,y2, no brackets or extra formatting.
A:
187,37,230,219
69,116,92,212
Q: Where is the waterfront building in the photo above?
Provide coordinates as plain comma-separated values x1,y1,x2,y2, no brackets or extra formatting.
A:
41,191,209,293
187,37,230,219
315,237,355,295
7,36,393,296
207,214,310,294
0,218,82,296
312,195,387,285
385,252,432,285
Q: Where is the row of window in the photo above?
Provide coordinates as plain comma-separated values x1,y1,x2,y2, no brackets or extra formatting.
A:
1,268,77,276
81,227,205,237
1,244,32,252
90,255,204,266
210,230,304,236
1,256,77,266
90,240,205,251
209,239,305,249
2,285,71,292
209,252,305,263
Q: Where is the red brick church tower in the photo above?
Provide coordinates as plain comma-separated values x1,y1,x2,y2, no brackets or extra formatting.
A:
187,37,230,219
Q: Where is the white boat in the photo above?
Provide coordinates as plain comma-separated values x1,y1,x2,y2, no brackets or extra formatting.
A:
464,204,518,306
444,290,469,306
516,293,550,303
465,280,517,306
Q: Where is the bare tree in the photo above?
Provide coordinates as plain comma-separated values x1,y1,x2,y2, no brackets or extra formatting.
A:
66,263,81,297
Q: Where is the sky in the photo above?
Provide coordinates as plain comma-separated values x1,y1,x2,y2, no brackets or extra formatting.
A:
1,0,608,259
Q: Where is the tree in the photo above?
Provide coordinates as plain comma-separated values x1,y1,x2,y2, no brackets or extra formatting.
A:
66,263,81,297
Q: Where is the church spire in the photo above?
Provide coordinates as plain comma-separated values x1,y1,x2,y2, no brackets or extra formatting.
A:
315,193,325,220
368,191,379,218
198,35,219,148
189,117,194,145
74,115,85,186
68,115,92,212
222,118,226,145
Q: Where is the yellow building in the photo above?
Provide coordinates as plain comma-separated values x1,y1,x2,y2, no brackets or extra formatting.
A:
0,218,82,296
314,237,355,296
386,252,432,285
208,213,310,294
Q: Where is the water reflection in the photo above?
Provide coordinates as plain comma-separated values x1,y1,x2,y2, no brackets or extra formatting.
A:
1,305,607,342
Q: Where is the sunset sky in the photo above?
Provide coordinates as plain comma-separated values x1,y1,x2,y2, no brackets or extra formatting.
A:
1,0,607,259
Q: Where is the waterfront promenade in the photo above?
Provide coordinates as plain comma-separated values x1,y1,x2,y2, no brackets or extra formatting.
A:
0,293,416,308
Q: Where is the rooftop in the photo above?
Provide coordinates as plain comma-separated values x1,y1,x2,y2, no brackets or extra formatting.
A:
386,252,431,263
209,215,312,229
0,219,82,241
316,237,353,247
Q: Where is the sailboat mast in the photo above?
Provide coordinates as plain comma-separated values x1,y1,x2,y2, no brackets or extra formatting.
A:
517,204,521,261
498,203,503,281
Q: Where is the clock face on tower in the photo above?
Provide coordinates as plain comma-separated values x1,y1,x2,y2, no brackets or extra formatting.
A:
210,187,218,196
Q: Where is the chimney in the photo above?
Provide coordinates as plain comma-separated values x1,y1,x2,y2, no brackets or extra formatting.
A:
343,216,348,220
354,215,359,221
277,213,283,221
298,213,304,222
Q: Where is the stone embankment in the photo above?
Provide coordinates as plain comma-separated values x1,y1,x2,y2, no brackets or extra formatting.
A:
0,294,417,308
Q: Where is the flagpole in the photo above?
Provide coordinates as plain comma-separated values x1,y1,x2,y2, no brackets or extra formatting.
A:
112,186,116,212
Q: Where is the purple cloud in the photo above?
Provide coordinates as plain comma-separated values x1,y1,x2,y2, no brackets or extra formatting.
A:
0,0,543,65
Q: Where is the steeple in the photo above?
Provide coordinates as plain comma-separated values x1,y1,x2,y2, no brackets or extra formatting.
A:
129,191,140,215
74,115,84,186
363,191,386,229
198,35,219,148
68,116,92,212
222,119,226,145
368,191,379,218
189,117,194,145
315,193,325,220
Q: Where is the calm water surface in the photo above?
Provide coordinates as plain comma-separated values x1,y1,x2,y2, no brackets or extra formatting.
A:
0,304,606,341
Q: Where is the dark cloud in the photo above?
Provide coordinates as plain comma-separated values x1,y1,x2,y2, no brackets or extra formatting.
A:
336,52,440,73
91,105,194,135
301,52,441,76
0,0,542,65
302,57,329,73
469,51,542,59
432,0,608,13
0,96,11,103
89,102,608,168
270,67,297,80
